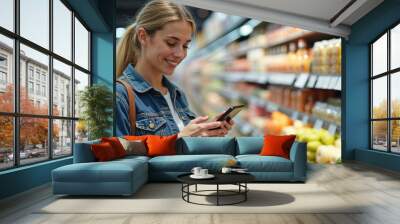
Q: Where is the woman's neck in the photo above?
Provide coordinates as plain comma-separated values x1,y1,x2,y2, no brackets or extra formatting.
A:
135,59,166,94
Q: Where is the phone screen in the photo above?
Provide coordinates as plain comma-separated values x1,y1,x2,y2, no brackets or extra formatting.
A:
209,105,245,130
216,105,245,122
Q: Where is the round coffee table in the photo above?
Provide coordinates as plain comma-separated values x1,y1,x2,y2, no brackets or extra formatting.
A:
177,172,255,206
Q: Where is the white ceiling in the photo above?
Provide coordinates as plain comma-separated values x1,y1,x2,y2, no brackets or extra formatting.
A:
227,0,353,23
172,0,384,38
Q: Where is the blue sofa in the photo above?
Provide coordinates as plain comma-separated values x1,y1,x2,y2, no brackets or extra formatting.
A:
52,137,307,196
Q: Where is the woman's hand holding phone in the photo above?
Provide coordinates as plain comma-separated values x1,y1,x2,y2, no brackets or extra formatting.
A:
177,115,233,138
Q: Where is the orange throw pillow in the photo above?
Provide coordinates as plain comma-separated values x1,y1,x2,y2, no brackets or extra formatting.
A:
91,142,117,161
260,135,296,159
101,137,126,158
146,134,178,157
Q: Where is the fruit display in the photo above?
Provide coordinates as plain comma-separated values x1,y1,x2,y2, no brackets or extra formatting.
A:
282,123,341,164
264,111,293,135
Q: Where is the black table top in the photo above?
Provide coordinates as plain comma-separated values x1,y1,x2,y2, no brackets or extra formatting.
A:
177,172,255,185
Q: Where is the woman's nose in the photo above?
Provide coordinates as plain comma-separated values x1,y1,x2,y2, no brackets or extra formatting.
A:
173,46,186,58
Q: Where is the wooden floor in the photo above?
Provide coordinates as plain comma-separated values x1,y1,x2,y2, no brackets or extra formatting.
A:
1,162,400,224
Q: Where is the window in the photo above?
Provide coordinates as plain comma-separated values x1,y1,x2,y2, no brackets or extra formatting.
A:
0,54,7,67
35,70,40,81
28,67,34,80
371,23,400,154
28,81,34,94
0,35,13,113
0,71,6,85
0,0,91,170
0,54,7,86
0,0,14,32
35,83,40,95
42,85,46,97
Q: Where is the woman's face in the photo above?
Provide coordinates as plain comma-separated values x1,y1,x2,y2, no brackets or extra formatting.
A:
141,20,193,75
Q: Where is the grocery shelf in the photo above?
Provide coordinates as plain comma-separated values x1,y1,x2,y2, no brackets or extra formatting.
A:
214,72,341,90
218,88,341,133
217,31,334,62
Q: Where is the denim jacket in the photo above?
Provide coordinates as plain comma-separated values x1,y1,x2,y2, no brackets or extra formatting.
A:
116,64,197,136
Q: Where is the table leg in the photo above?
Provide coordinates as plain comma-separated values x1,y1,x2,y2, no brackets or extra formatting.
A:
195,184,197,192
217,184,219,206
245,183,247,201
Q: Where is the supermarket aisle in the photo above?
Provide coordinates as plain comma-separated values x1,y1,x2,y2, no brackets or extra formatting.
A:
177,15,342,165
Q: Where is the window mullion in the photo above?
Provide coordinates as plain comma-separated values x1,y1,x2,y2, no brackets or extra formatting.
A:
388,29,391,152
71,11,76,154
13,0,20,167
49,0,54,160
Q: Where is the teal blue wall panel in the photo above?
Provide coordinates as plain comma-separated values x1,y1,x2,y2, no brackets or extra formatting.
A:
92,32,114,87
92,32,114,135
344,0,400,171
355,149,400,172
343,43,369,160
66,0,110,32
0,158,72,199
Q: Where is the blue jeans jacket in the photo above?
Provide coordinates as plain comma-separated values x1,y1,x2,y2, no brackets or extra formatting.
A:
116,64,197,136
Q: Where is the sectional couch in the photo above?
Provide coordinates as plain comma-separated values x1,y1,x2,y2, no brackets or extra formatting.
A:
52,137,307,196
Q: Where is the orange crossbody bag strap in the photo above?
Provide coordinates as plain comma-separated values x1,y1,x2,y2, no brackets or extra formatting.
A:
116,80,136,134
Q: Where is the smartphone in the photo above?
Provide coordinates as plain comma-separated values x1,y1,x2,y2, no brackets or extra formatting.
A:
209,104,245,130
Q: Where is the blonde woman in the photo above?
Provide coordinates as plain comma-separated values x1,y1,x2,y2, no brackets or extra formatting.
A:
116,0,233,137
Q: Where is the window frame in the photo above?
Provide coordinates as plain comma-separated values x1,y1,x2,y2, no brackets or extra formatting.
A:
0,0,92,171
370,20,400,154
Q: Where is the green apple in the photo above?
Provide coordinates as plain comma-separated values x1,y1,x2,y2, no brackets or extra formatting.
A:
307,141,322,153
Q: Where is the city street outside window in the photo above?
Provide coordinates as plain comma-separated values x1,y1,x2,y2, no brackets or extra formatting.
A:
0,0,91,170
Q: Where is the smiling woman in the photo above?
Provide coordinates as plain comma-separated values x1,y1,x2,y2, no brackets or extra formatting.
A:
115,0,234,138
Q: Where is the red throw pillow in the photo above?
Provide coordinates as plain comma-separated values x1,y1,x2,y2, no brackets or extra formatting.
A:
101,137,126,158
146,134,178,157
91,142,117,161
260,135,296,159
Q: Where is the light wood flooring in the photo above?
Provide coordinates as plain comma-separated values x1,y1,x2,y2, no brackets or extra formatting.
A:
1,162,400,224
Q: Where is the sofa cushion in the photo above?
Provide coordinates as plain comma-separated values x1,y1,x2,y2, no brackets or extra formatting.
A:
177,137,236,155
114,155,150,164
236,137,263,155
236,155,293,172
53,157,148,182
148,154,235,172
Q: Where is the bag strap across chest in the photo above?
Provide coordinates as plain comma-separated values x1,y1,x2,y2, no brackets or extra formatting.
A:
116,80,136,134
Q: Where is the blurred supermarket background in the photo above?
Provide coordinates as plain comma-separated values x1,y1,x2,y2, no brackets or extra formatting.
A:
116,2,342,164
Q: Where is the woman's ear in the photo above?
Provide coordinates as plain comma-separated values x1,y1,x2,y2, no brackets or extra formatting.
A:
136,27,148,46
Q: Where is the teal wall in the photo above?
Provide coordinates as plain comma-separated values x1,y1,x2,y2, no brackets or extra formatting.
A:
0,158,72,199
344,0,400,171
0,0,115,200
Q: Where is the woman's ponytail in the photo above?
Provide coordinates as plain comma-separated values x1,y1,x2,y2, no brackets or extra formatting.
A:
116,23,140,77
